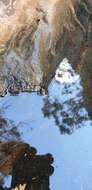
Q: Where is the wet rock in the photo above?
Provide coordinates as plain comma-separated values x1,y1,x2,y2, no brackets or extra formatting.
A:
0,0,91,94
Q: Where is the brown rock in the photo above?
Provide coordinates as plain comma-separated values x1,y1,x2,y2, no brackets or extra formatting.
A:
76,13,92,117
0,0,91,95
0,141,29,175
79,48,92,117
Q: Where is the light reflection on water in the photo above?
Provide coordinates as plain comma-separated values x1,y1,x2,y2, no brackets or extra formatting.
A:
0,58,92,189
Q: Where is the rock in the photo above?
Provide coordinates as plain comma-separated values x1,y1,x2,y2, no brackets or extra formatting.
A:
76,13,92,117
0,0,92,116
11,151,54,190
79,47,92,118
0,141,29,175
0,143,54,190
0,0,91,95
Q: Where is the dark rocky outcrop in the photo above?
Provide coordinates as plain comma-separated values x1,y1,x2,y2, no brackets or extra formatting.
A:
0,142,36,185
78,47,92,118
0,142,54,190
76,13,92,117
11,152,54,190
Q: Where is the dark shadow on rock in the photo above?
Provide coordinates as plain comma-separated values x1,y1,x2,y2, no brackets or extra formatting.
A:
11,147,54,190
0,143,54,190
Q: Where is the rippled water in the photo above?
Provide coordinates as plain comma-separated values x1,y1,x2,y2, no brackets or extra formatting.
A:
0,58,92,190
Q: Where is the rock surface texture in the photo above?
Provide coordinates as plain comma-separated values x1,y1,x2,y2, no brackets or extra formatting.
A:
0,142,29,176
0,142,54,190
0,142,36,186
0,0,92,114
